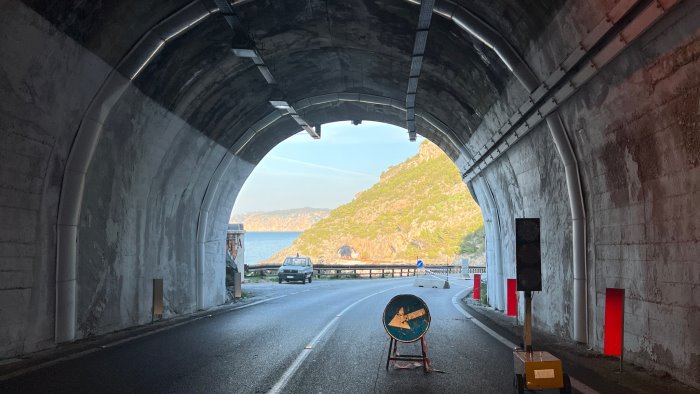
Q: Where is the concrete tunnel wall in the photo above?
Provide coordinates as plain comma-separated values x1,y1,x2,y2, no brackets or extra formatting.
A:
0,0,698,388
470,0,700,385
0,0,255,349
0,0,458,349
75,80,250,336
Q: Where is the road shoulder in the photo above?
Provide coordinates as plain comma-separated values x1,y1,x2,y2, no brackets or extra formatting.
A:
459,293,699,394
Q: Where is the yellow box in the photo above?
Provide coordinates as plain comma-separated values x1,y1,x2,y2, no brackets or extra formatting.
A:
513,350,564,390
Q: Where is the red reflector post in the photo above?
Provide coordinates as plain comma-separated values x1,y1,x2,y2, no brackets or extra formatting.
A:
473,274,481,300
507,279,517,316
604,288,625,356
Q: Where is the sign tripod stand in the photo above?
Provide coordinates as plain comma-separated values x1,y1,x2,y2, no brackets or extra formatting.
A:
385,335,430,372
382,294,432,372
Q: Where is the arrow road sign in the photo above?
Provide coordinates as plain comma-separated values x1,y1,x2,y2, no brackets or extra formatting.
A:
383,294,431,342
388,307,427,329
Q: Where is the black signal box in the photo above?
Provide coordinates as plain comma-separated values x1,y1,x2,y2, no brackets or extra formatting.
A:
516,218,541,292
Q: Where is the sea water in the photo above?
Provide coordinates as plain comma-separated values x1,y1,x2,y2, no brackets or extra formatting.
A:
244,232,302,265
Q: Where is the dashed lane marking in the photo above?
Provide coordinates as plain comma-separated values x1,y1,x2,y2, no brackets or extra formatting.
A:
267,284,410,394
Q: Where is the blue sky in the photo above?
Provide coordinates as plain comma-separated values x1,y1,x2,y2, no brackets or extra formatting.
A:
231,121,425,214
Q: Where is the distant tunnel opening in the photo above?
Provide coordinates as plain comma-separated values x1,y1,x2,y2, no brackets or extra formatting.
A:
228,120,486,269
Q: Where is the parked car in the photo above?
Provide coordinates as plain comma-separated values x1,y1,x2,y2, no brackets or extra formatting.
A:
278,255,313,284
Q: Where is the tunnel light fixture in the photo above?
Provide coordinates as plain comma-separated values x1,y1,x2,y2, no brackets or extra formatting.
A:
257,65,276,84
269,100,291,110
302,125,321,139
404,0,434,141
269,85,291,110
223,5,321,142
232,47,257,58
231,33,258,58
269,86,291,110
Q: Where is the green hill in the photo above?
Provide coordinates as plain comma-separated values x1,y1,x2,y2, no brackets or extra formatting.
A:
269,141,484,264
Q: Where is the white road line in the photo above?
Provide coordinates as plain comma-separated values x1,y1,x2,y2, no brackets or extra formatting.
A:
0,294,290,382
451,288,599,394
267,284,409,394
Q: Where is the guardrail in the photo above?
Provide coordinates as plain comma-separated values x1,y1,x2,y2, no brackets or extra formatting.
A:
245,264,485,279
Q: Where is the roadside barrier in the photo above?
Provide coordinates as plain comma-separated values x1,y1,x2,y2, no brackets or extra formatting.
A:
246,264,468,279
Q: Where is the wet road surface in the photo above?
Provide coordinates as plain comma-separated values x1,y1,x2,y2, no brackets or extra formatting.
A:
0,277,520,393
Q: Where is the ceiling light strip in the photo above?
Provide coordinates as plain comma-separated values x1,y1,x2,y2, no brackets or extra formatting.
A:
220,1,319,140
404,0,435,141
124,0,216,80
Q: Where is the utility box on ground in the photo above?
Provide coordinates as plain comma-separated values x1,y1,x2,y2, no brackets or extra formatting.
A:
513,350,569,392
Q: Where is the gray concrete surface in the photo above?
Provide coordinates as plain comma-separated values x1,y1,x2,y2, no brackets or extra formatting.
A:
0,0,698,388
3,278,693,393
0,279,511,393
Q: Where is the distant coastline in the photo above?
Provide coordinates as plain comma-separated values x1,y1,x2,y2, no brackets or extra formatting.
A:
230,207,330,232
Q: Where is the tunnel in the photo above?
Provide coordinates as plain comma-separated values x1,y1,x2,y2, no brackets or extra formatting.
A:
0,0,698,389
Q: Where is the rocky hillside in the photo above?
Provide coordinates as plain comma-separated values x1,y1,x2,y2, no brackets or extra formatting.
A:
270,141,484,264
230,208,330,232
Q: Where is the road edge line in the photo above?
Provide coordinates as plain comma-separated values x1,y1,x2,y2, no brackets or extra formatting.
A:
450,288,599,394
0,294,289,382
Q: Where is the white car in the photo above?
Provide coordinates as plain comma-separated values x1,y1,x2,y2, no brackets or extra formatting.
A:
277,256,313,284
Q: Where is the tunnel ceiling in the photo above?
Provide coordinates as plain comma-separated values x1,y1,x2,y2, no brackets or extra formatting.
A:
21,0,567,163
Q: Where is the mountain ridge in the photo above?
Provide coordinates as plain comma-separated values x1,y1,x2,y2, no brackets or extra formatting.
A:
267,141,485,265
230,207,330,232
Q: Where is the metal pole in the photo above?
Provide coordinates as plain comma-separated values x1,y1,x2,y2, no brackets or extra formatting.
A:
524,291,533,353
620,297,625,373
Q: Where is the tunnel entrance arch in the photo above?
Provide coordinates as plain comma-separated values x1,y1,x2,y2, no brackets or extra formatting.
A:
227,119,481,268
52,0,579,345
218,117,474,252
15,0,691,386
57,81,476,342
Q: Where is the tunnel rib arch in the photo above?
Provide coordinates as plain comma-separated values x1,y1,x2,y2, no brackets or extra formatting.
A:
407,0,682,344
54,0,586,345
404,0,591,342
1,0,697,386
53,0,682,351
55,0,219,343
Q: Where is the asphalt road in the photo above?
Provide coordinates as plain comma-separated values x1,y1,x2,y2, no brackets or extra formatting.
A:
0,277,517,393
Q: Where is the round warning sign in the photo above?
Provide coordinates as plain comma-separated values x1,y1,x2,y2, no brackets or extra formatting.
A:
382,294,431,343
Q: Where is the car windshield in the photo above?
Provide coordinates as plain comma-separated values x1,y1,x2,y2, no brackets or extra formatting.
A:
283,257,307,266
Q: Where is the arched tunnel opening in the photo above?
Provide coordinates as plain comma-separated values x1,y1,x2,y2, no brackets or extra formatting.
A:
0,0,698,391
228,120,485,268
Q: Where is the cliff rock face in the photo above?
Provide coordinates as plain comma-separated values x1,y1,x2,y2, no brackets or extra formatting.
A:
231,208,330,232
272,141,484,264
